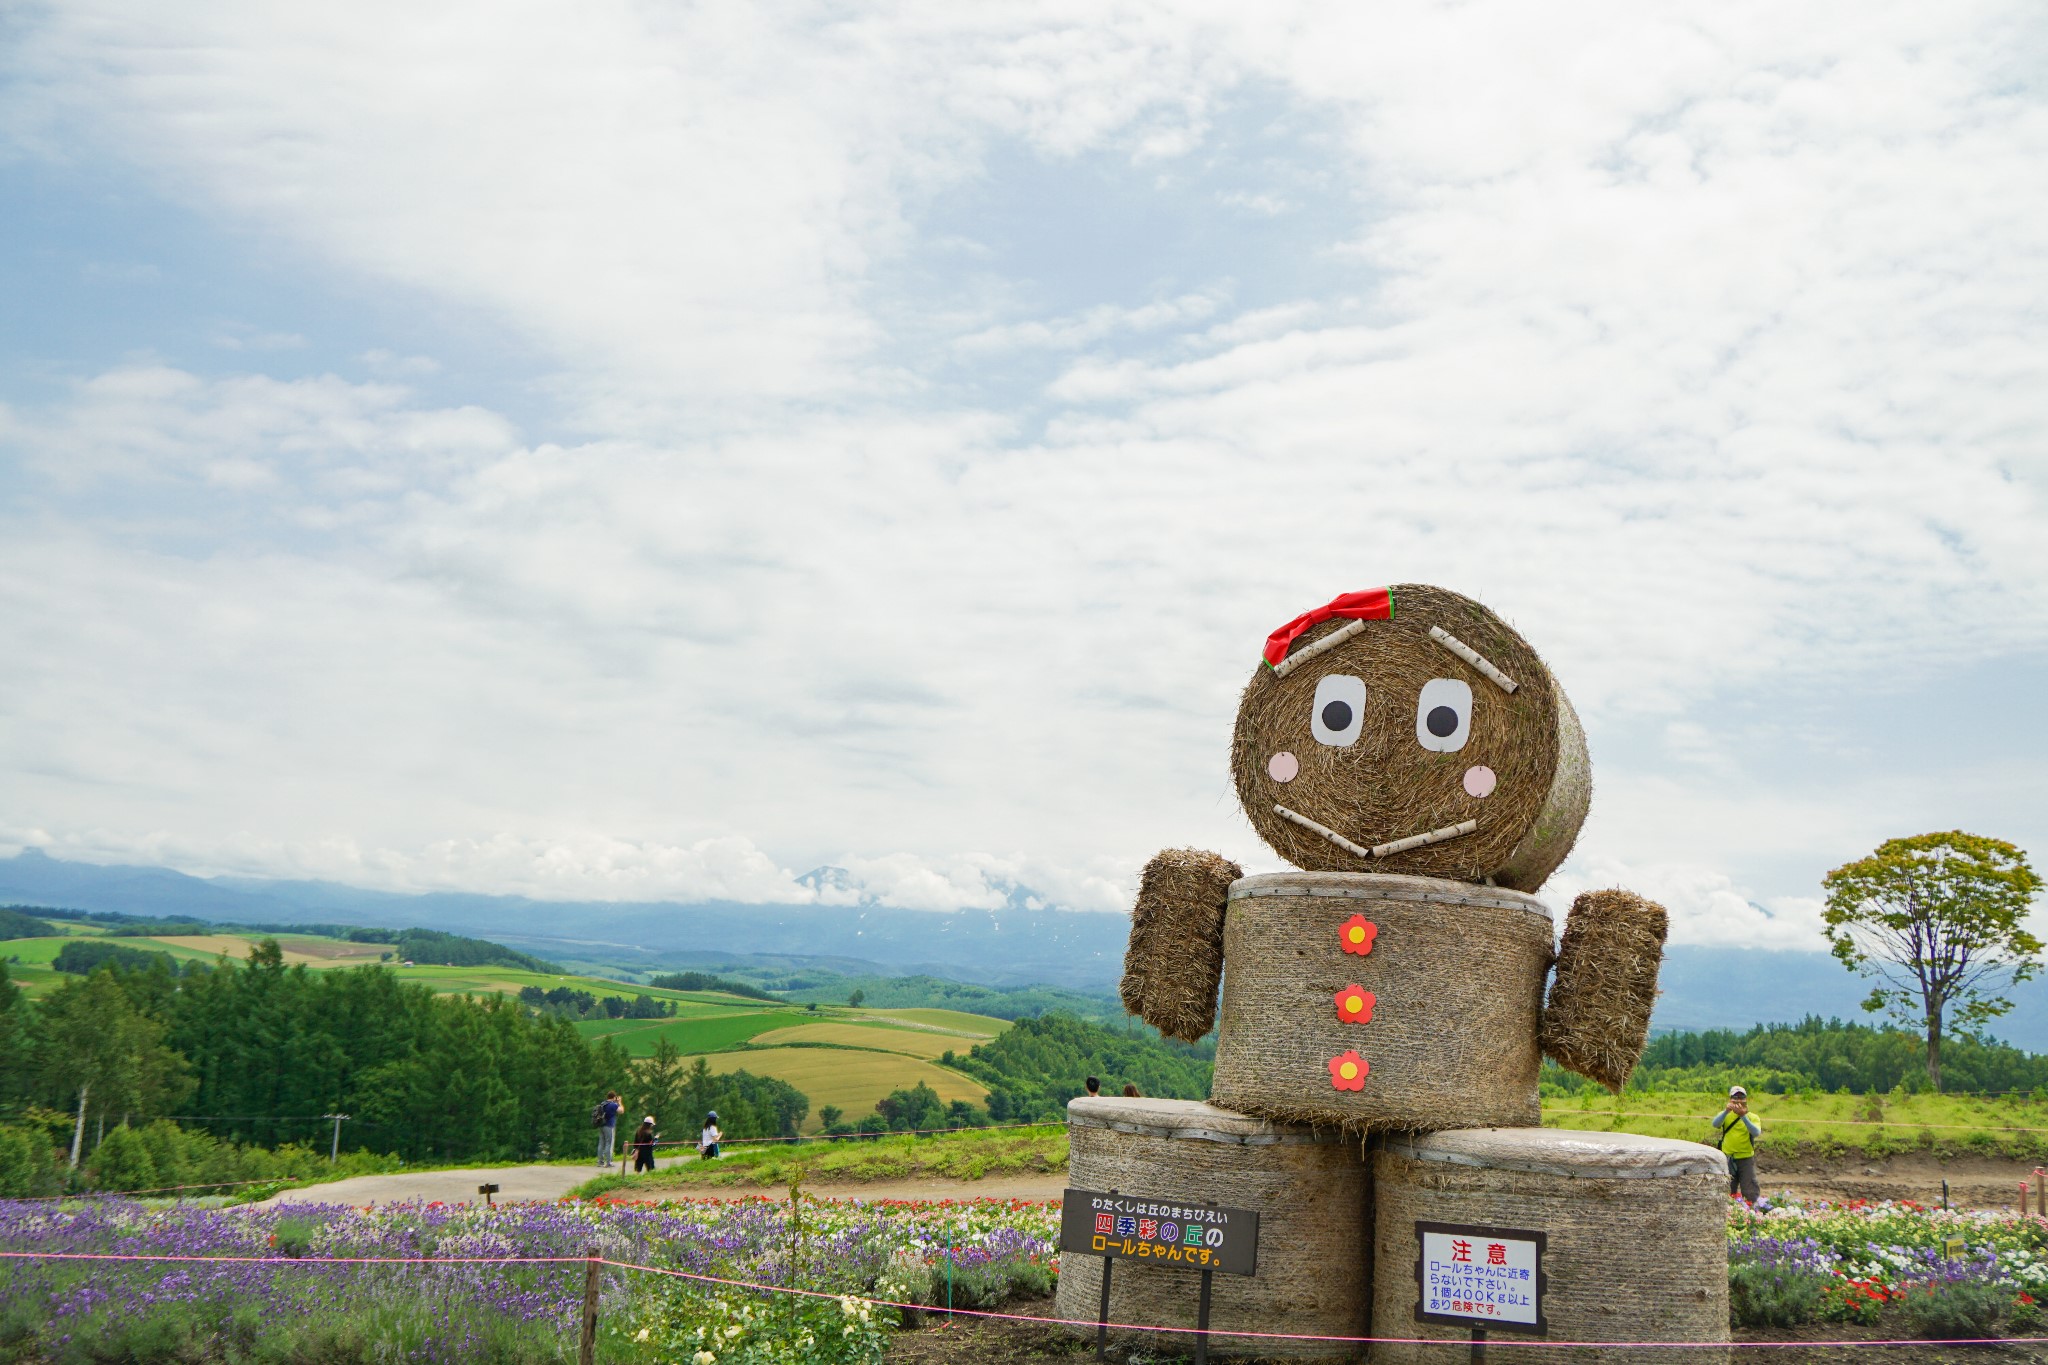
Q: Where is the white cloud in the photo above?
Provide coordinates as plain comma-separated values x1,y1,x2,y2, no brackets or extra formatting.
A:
0,3,2044,934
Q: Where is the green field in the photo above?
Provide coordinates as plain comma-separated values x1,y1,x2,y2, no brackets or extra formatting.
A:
576,1011,797,1055
702,1047,990,1131
1544,1089,2048,1159
850,1007,1007,1037
576,1123,1066,1194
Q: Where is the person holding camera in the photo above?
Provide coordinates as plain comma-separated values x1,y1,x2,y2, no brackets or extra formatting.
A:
1711,1085,1763,1203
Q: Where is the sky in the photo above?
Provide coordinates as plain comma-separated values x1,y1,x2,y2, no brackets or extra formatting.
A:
1,2,2044,950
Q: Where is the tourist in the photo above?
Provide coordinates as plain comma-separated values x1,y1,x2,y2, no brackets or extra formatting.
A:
1084,1076,1101,1097
632,1116,658,1173
700,1111,722,1160
596,1091,622,1168
1122,1083,1140,1098
1710,1086,1762,1203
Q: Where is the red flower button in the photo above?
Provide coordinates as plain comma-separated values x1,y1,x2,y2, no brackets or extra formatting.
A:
1339,915,1377,956
1334,984,1375,1024
1328,1051,1369,1091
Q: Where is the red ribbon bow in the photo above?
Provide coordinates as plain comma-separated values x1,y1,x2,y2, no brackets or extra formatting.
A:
1262,588,1394,668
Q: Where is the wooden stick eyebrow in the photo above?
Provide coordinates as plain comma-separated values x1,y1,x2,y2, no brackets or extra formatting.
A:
1272,619,1367,678
1428,626,1518,693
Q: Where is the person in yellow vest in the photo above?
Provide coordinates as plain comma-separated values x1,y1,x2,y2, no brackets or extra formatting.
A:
1711,1085,1762,1203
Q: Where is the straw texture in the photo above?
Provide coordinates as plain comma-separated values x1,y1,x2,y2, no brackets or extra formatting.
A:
1055,1097,1370,1360
1541,890,1669,1092
1230,584,1589,892
1210,872,1552,1132
1371,1128,1730,1365
1122,848,1243,1043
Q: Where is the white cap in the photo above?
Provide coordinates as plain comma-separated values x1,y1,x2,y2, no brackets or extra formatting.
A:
1728,1085,1747,1098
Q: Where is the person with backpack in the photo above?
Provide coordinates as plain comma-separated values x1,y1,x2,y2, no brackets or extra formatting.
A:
593,1091,623,1167
1710,1085,1762,1203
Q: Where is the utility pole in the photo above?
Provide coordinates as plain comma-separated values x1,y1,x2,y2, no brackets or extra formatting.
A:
323,1113,349,1163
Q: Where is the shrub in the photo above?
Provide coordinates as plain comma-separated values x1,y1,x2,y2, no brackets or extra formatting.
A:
1728,1262,1827,1328
84,1124,160,1193
1894,1280,2008,1339
0,1125,62,1198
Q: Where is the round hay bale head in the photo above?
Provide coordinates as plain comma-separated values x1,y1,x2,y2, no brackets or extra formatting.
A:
1371,1128,1730,1365
1055,1097,1369,1360
1231,584,1590,892
1211,872,1551,1132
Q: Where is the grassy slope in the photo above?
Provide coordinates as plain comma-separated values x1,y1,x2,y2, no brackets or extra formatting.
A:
575,1124,1067,1195
1545,1089,2048,1158
704,1048,990,1130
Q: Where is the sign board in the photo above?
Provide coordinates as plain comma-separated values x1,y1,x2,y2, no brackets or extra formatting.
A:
1060,1188,1259,1277
1414,1221,1547,1334
1944,1237,1966,1260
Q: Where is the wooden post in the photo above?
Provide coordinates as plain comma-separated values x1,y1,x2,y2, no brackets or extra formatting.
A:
579,1247,600,1365
1471,1325,1488,1364
2035,1168,2045,1218
1192,1268,1214,1365
1095,1255,1113,1362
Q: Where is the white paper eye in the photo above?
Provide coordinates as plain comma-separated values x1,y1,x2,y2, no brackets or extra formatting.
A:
1415,678,1473,753
1310,675,1367,748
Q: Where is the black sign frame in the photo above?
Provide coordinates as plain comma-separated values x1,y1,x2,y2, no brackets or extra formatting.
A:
1059,1187,1260,1277
1413,1220,1548,1336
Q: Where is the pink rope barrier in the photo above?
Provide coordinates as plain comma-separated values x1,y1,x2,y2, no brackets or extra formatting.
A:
3,1246,2040,1348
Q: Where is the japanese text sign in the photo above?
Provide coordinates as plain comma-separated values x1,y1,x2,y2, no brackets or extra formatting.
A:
1059,1188,1260,1277
1414,1221,1547,1333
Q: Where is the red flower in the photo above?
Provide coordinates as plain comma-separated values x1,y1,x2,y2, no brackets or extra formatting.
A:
1328,1051,1369,1091
1339,915,1377,956
1333,985,1376,1024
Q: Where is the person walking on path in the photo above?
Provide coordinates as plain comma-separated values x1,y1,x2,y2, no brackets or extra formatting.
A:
699,1111,722,1160
1711,1085,1762,1203
631,1116,658,1173
595,1091,623,1168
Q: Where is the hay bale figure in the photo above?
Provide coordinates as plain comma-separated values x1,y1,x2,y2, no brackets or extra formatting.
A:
1120,584,1666,1118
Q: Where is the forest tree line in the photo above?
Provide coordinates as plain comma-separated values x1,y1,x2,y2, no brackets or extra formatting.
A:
0,945,807,1195
1542,1015,2048,1096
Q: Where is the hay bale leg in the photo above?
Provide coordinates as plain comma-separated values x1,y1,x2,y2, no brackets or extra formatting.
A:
1540,890,1668,1091
1055,1098,1371,1360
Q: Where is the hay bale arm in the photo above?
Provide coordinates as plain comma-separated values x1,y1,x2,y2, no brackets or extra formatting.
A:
1540,889,1669,1091
1120,849,1241,1043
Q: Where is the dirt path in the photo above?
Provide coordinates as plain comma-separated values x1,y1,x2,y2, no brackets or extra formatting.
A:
257,1155,693,1207
1757,1152,2047,1212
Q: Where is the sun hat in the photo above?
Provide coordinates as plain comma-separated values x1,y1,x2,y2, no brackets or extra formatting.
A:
1728,1085,1747,1098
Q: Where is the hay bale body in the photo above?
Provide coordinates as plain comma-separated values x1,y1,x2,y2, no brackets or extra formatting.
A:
1230,584,1590,892
1542,890,1669,1091
1211,872,1551,1132
1371,1129,1729,1365
1122,848,1243,1043
1055,1097,1369,1360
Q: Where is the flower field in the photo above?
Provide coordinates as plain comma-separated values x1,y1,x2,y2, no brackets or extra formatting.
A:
1729,1195,2048,1336
0,1195,1058,1364
7,1188,2048,1363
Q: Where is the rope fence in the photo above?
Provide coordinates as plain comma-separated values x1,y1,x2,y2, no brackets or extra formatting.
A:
1,1246,2042,1349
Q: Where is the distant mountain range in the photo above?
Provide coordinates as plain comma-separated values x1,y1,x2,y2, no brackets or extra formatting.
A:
7,847,2048,1049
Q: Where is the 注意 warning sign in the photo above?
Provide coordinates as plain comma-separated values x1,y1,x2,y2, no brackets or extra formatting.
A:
1059,1188,1259,1277
1414,1221,1547,1333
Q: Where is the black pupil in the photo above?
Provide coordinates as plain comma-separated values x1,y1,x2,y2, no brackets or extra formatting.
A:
1426,705,1459,737
1320,699,1353,732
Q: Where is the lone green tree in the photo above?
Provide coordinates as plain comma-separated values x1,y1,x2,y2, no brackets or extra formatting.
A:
1822,832,2044,1091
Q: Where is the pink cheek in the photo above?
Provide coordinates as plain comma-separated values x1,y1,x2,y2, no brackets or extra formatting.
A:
1267,751,1300,784
1463,765,1497,799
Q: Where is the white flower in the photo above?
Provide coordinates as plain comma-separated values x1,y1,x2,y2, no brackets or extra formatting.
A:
633,1327,650,1342
692,1353,716,1365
